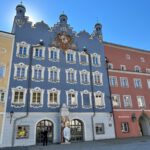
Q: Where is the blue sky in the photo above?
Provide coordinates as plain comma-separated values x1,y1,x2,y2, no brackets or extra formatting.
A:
0,0,150,50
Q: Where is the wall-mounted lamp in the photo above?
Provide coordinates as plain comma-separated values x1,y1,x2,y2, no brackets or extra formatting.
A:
131,113,137,122
10,110,14,124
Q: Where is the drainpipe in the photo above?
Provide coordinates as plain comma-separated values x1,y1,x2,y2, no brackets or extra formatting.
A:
11,45,33,146
83,47,95,141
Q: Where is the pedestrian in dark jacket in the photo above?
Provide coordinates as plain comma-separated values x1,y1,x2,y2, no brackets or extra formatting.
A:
42,128,48,146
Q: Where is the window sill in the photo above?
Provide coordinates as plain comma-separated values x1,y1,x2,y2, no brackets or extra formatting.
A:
16,54,29,58
30,103,43,108
11,103,25,108
48,104,59,108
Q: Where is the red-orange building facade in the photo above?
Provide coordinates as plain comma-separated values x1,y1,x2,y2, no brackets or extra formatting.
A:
104,42,150,138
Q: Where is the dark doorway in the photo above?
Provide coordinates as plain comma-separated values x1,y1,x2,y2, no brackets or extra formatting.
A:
70,119,84,142
36,120,53,145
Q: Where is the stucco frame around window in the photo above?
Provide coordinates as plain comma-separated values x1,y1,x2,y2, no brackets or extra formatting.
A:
47,88,60,108
33,46,45,60
92,71,103,86
94,91,105,109
81,90,92,109
66,68,77,84
30,87,44,108
48,66,60,83
11,86,27,108
31,64,45,82
48,47,60,62
79,70,90,85
111,94,121,108
66,89,78,109
0,88,6,103
78,51,89,65
16,41,30,58
66,49,76,64
14,63,28,81
91,53,101,67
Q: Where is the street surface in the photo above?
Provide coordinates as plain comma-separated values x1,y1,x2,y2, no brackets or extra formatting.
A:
1,136,150,150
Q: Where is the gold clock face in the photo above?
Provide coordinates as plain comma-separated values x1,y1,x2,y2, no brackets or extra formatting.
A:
56,32,72,50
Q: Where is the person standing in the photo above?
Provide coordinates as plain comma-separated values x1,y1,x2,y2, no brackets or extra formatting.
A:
63,122,71,143
42,128,48,146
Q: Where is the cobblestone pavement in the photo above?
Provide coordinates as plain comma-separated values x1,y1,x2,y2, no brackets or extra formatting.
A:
1,136,150,150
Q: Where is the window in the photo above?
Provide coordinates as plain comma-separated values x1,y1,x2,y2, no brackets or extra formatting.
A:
108,63,113,69
91,53,100,66
47,88,60,107
11,86,27,108
94,91,105,108
121,122,129,133
16,125,29,139
30,87,44,107
32,65,45,81
134,78,142,88
81,90,92,108
66,50,76,64
120,65,126,71
123,95,132,108
95,123,105,134
147,80,150,89
14,63,28,80
120,77,129,88
140,57,145,62
93,71,103,86
111,95,121,108
134,66,141,72
126,54,130,60
33,46,45,60
48,47,60,62
0,65,5,78
79,51,88,65
0,89,5,102
66,89,78,107
79,70,90,85
16,41,30,58
137,96,146,108
109,76,118,87
146,68,150,74
66,68,77,83
48,66,60,83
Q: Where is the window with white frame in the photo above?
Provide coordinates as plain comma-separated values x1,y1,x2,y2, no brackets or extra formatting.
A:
0,65,5,78
111,95,121,108
120,77,129,88
147,80,150,89
0,89,5,102
32,65,45,81
123,95,132,108
66,89,78,107
48,66,60,83
120,65,126,71
79,51,88,65
14,63,28,80
95,123,105,134
140,57,145,62
81,90,92,108
16,41,30,58
91,53,100,66
134,66,141,72
66,68,77,83
126,54,130,60
11,86,27,107
94,91,105,108
109,76,118,87
137,96,146,108
108,63,113,69
146,68,150,74
30,87,44,107
33,46,45,60
79,70,90,85
47,88,60,107
134,78,142,88
66,49,76,64
48,47,60,62
121,122,129,133
93,71,103,85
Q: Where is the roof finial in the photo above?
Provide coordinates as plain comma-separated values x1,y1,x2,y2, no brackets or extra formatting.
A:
20,0,23,5
62,11,65,15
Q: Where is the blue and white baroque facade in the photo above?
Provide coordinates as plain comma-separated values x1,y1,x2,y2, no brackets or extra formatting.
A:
2,4,115,147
